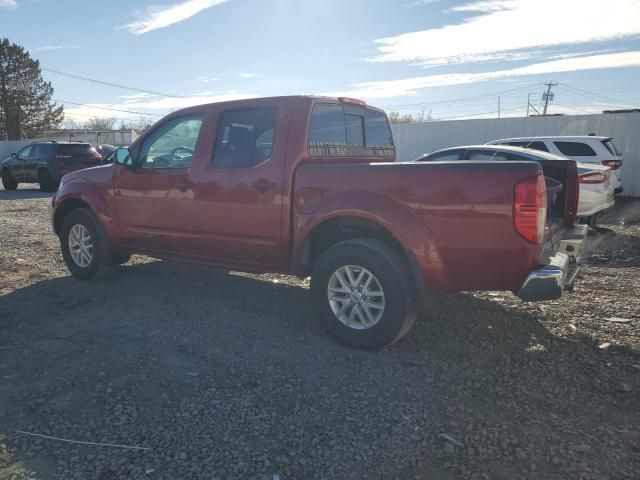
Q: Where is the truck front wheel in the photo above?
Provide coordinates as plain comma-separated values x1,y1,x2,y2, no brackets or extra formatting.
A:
311,238,417,350
60,208,113,280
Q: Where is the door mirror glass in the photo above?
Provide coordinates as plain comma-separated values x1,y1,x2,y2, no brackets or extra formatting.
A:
10,152,17,158
115,147,133,166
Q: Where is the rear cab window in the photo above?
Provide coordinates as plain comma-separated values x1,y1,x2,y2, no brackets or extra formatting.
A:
308,103,394,157
554,141,596,156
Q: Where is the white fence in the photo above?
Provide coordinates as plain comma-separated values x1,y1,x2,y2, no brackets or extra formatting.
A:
392,112,640,197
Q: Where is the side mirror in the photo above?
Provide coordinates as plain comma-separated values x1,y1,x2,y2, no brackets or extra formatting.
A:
115,147,133,167
10,153,17,158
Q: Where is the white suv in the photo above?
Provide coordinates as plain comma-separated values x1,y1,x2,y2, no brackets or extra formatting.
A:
488,136,624,195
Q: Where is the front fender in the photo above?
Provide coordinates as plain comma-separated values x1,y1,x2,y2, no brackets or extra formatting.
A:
292,189,450,292
52,178,117,240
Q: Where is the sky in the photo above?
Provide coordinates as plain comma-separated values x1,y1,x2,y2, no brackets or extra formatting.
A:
1,0,640,124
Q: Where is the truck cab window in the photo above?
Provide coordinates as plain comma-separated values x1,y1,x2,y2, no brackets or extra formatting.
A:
345,114,364,147
309,104,394,157
309,104,347,156
139,115,203,169
212,107,278,168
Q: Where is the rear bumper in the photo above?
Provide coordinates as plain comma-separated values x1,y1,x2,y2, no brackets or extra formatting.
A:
517,224,589,301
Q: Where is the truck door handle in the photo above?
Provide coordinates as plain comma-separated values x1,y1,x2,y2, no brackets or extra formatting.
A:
176,179,194,192
251,178,277,193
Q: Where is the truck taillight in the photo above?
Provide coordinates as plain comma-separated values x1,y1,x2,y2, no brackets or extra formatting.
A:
514,174,547,244
579,172,607,184
601,160,622,170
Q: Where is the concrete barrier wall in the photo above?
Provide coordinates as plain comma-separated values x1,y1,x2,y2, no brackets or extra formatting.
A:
392,112,640,197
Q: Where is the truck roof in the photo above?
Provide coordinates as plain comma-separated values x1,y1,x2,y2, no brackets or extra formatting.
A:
169,95,386,115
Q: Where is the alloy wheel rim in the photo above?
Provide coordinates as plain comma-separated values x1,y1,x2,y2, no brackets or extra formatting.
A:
327,265,385,330
68,224,93,268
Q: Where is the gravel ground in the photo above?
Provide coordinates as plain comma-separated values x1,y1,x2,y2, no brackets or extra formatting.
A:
0,184,639,480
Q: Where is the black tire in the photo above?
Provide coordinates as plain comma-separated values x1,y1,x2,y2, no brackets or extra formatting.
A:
110,252,131,265
38,169,59,192
310,238,417,350
59,208,114,280
2,169,17,190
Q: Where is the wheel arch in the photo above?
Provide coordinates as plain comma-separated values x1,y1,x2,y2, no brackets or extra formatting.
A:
53,197,93,235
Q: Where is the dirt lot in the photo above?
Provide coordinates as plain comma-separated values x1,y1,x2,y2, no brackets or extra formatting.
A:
1,184,639,480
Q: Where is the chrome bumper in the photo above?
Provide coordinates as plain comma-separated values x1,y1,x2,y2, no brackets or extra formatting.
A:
517,224,589,301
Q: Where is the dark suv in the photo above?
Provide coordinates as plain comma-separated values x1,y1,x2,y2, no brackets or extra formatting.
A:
1,141,102,192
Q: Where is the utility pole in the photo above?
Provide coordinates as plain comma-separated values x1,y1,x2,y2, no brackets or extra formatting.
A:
542,81,558,115
527,93,540,116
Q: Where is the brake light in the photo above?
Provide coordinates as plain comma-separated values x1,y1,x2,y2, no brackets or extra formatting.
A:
338,97,367,107
579,172,607,184
55,154,72,160
514,174,547,244
601,160,622,170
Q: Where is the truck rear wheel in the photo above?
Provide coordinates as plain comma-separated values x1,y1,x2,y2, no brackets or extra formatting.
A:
60,208,114,280
311,238,417,350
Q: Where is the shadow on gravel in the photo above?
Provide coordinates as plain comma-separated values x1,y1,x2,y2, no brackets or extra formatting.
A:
1,260,639,479
0,188,54,201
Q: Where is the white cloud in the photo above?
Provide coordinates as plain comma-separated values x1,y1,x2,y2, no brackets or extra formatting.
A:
325,51,640,99
124,0,228,35
238,72,261,79
371,0,640,65
0,0,17,9
63,91,257,120
31,45,81,52
195,76,218,83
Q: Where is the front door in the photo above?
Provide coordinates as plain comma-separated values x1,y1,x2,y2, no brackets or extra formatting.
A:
12,144,32,181
192,103,290,268
113,113,206,256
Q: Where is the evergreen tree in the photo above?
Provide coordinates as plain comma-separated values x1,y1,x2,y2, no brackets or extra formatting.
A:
0,38,63,139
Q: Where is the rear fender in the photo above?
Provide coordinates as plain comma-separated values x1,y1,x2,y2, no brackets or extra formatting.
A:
292,189,450,292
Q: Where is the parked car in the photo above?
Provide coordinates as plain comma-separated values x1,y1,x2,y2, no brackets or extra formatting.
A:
96,144,116,162
51,95,587,349
416,145,615,227
487,136,624,195
1,141,103,192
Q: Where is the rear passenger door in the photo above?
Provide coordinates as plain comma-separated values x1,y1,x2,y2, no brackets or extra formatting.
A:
193,101,292,267
24,144,45,181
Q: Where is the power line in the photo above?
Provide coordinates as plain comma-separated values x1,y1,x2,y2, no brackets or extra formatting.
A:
43,67,186,99
557,84,637,108
55,99,164,117
437,105,522,121
381,83,541,109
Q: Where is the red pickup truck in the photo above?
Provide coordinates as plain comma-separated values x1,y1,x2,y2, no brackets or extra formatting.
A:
52,95,587,349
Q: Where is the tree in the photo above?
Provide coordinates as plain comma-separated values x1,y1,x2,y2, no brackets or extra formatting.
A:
388,109,434,124
0,38,63,139
388,111,416,124
118,116,156,133
85,117,117,130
